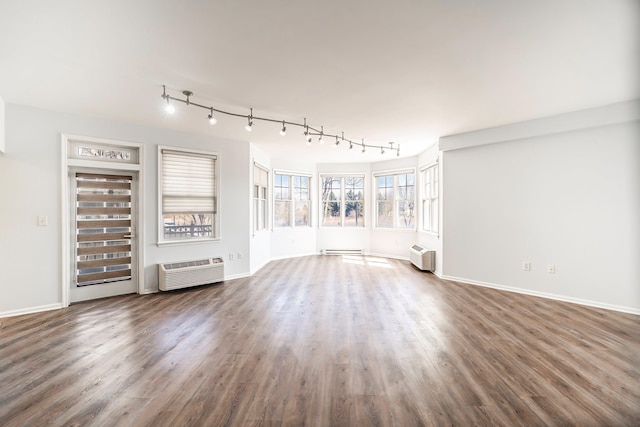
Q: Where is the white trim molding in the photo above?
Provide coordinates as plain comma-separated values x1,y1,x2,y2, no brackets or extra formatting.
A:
0,303,63,319
440,274,640,316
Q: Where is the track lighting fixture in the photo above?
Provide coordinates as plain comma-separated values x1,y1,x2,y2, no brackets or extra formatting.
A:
160,86,401,157
245,108,253,132
208,108,217,125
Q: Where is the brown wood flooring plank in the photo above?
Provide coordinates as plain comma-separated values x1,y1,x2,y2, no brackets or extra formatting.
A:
1,255,639,426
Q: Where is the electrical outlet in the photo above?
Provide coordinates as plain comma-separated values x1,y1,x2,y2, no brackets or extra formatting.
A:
523,262,531,271
547,265,556,274
237,252,243,259
37,215,48,226
229,253,235,261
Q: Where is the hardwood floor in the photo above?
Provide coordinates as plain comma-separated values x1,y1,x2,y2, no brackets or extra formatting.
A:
1,255,639,426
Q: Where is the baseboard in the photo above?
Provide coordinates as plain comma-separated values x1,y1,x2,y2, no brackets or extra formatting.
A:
270,252,319,262
224,272,252,281
440,274,640,316
367,252,409,261
0,303,63,319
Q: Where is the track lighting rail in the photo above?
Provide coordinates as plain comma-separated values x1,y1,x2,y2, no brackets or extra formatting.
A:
161,86,400,156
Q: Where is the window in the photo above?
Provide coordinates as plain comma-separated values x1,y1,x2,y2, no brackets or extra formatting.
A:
159,148,218,242
321,175,365,227
274,172,311,228
375,171,415,228
422,163,439,234
254,164,268,232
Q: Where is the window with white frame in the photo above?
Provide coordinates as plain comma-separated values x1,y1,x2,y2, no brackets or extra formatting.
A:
375,170,415,228
274,172,311,228
421,163,439,234
321,175,365,227
254,164,268,232
159,147,219,242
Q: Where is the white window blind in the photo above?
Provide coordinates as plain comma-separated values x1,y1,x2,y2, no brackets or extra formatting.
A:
161,150,217,214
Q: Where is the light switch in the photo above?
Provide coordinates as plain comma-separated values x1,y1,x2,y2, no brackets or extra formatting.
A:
37,215,48,226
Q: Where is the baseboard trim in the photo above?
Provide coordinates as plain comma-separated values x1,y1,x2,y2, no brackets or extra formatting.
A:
224,272,252,281
0,303,63,319
270,252,319,262
367,252,409,261
440,274,640,316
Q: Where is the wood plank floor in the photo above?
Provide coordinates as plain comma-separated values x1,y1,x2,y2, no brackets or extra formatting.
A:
1,255,639,426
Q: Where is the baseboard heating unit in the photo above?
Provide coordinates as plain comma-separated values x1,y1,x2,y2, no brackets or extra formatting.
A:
322,249,363,255
158,257,224,291
409,244,435,271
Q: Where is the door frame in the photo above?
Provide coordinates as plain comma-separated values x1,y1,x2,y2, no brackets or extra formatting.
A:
61,134,145,307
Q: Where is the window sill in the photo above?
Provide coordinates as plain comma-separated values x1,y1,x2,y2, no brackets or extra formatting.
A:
372,227,417,233
157,237,220,247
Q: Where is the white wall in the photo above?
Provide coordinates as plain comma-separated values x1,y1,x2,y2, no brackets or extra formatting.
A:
441,101,640,313
0,104,251,316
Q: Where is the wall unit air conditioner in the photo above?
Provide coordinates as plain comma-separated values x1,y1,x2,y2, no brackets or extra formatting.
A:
409,244,435,271
158,257,224,291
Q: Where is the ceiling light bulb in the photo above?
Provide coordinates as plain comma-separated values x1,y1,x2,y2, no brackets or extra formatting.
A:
381,146,385,155
280,121,286,136
165,98,175,114
349,142,353,150
306,138,312,146
334,137,340,148
208,108,217,125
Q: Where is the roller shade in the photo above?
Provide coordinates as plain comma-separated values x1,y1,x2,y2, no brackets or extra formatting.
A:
162,150,217,214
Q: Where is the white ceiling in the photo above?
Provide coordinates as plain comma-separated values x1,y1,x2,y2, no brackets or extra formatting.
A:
0,0,638,163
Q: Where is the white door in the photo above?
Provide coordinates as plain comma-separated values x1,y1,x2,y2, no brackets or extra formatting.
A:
70,170,138,302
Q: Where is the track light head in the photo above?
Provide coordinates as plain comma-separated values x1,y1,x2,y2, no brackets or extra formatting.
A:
208,108,217,125
318,126,325,144
165,97,175,114
245,108,253,131
381,146,385,155
280,120,286,136
334,136,340,148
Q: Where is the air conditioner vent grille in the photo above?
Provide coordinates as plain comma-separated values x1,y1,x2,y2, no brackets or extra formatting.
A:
163,259,211,270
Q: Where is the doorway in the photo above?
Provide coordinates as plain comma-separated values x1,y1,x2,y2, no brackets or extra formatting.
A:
62,135,144,306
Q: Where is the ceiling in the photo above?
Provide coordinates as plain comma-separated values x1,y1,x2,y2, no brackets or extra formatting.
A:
0,0,638,163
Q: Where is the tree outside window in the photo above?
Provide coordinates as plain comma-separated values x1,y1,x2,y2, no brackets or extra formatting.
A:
375,171,415,229
321,175,365,227
274,173,310,228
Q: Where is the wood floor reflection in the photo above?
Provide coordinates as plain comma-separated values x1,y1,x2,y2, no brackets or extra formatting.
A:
1,255,638,426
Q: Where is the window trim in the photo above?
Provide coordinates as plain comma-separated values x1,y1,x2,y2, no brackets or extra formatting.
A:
253,162,269,234
420,161,439,236
273,170,312,229
157,145,221,245
373,168,417,230
319,173,367,228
